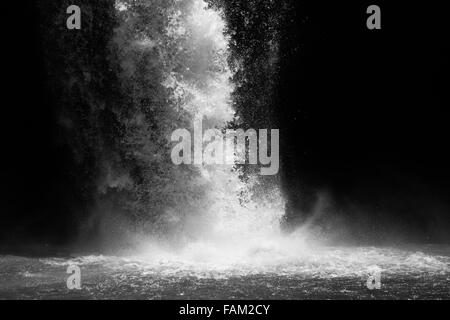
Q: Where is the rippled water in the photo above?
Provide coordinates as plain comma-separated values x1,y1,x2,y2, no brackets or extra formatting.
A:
1,243,449,300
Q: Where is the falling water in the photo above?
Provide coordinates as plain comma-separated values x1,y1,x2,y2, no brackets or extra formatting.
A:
136,0,288,262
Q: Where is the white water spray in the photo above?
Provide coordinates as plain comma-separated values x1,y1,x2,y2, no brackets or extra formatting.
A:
131,0,296,265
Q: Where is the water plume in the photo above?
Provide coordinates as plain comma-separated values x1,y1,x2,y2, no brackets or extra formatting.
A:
120,0,293,265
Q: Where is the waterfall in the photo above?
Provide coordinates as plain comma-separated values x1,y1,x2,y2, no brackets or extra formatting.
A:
130,0,289,264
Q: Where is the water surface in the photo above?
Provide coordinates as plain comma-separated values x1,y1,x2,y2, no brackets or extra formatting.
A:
1,244,449,299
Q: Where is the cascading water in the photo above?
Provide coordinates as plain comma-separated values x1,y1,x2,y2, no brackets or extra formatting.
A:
134,0,290,266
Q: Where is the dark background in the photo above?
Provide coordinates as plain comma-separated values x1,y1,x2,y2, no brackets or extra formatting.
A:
0,1,449,246
0,1,81,246
280,1,450,241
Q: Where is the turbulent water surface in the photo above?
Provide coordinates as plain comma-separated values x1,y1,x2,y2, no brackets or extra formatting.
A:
1,243,449,300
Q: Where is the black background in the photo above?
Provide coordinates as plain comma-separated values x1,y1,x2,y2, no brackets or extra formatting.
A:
279,1,450,241
0,300,447,318
0,1,449,245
